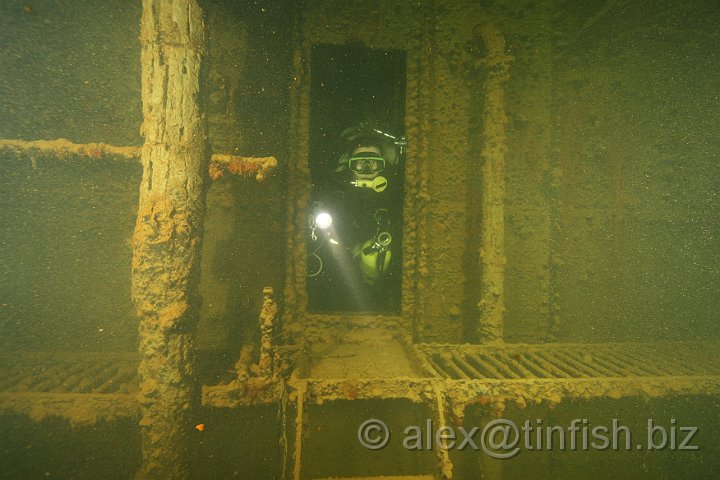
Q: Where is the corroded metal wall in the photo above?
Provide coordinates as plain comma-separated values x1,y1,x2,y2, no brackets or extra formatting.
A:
194,1,292,353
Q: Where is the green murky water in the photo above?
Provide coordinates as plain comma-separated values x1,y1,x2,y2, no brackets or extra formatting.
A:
1,0,719,478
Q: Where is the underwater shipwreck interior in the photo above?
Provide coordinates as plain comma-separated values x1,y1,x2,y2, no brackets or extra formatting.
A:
1,0,720,479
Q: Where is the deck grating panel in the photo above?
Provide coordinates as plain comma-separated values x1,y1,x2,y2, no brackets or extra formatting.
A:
416,343,720,380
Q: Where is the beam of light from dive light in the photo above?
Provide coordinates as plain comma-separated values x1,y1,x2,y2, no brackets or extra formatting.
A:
315,212,332,230
307,210,370,309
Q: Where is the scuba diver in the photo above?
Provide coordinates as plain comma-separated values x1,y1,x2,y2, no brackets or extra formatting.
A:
307,124,406,312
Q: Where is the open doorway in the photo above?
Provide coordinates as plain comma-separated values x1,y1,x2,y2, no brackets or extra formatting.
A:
306,44,406,313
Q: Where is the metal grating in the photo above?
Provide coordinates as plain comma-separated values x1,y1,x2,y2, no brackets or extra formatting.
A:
416,343,720,380
0,352,138,395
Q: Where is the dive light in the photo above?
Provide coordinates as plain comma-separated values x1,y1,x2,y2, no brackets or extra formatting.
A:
314,211,332,230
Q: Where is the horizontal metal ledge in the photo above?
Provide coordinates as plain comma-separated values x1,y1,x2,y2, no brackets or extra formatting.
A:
203,374,720,409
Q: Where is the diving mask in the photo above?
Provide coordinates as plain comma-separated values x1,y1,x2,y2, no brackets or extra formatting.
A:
348,152,385,175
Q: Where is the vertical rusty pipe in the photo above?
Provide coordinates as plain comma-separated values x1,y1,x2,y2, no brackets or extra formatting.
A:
131,0,207,478
475,20,512,343
258,287,278,377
